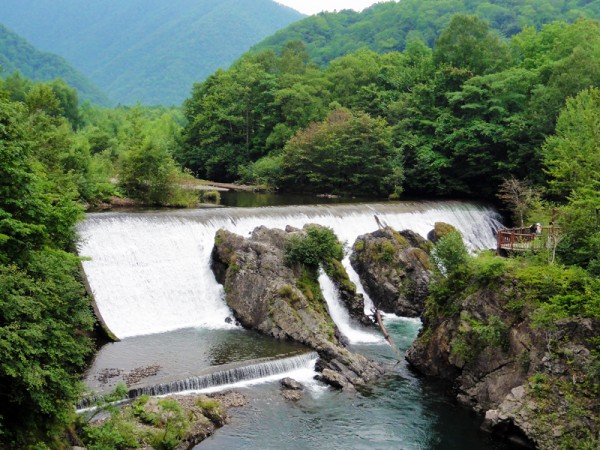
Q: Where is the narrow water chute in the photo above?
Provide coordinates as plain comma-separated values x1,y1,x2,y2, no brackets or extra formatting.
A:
318,270,381,344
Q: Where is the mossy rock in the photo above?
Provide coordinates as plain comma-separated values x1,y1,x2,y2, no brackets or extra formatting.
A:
428,222,458,244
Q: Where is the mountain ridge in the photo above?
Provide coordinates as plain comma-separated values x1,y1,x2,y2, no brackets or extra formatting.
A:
252,0,600,66
0,0,304,105
0,24,111,105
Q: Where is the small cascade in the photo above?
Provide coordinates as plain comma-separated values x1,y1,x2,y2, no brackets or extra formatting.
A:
77,351,318,410
78,201,502,339
128,351,318,398
318,270,381,344
342,255,376,315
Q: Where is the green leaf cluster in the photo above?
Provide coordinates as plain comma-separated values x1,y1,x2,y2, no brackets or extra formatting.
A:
285,226,344,268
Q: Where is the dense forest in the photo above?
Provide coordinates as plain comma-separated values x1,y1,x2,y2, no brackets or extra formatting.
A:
180,16,600,199
0,0,303,105
254,0,600,65
0,72,208,445
0,0,599,446
0,25,110,105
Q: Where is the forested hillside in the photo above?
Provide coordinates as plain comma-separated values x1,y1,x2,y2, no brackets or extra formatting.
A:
0,0,304,105
180,17,600,200
0,25,110,105
253,0,600,65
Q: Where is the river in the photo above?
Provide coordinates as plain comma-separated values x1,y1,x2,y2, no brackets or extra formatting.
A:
77,198,508,449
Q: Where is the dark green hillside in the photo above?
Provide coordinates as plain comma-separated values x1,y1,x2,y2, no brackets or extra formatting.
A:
252,0,600,65
0,0,304,105
0,25,111,105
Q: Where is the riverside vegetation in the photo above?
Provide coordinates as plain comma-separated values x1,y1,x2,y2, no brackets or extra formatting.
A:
0,2,599,448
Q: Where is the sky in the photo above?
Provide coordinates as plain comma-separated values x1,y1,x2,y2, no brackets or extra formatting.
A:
275,0,388,15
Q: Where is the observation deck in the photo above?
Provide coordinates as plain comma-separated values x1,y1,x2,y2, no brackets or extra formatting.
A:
496,226,561,254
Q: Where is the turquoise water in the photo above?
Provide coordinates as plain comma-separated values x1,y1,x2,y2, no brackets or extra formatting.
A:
197,318,511,450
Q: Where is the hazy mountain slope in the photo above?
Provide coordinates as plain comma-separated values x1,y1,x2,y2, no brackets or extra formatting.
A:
0,24,111,105
252,0,600,65
0,0,304,105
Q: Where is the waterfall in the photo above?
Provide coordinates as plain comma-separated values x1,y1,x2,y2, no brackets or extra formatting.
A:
77,201,502,339
318,270,381,344
128,352,318,397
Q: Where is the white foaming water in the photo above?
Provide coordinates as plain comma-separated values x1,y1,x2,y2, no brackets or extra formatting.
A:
126,352,319,398
318,270,381,344
184,358,321,395
343,255,376,315
77,201,502,339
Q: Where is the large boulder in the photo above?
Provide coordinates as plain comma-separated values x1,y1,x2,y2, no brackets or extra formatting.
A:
350,226,432,317
211,225,384,389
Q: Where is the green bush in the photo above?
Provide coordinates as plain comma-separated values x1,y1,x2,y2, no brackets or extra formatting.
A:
517,264,600,327
285,226,344,268
202,190,221,202
378,241,397,262
149,399,190,450
83,414,142,450
238,155,283,187
431,231,470,276
471,251,511,286
451,314,509,362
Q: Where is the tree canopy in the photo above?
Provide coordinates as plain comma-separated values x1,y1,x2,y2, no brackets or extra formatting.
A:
181,17,600,199
252,0,600,67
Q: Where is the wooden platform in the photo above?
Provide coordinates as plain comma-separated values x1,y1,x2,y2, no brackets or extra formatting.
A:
497,226,560,253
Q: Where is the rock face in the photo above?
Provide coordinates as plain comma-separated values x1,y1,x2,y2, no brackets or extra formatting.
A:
406,280,600,449
211,225,384,390
350,226,432,317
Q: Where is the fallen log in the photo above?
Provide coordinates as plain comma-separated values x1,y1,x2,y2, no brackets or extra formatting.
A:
372,308,401,360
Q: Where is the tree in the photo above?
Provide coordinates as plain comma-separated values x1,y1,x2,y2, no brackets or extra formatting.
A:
513,19,600,136
431,231,470,277
542,87,600,199
0,94,93,447
497,177,541,227
543,87,600,274
120,140,179,205
182,60,276,180
0,98,48,264
281,108,401,196
48,79,81,129
433,15,511,76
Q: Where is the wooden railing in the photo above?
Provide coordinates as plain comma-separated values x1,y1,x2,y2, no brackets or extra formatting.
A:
497,226,561,253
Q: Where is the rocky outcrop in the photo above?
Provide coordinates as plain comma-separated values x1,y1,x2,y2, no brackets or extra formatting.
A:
350,226,432,317
211,225,384,390
406,278,600,449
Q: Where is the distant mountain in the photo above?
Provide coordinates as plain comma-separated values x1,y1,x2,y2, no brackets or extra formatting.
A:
252,0,600,65
0,25,111,105
0,0,304,106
